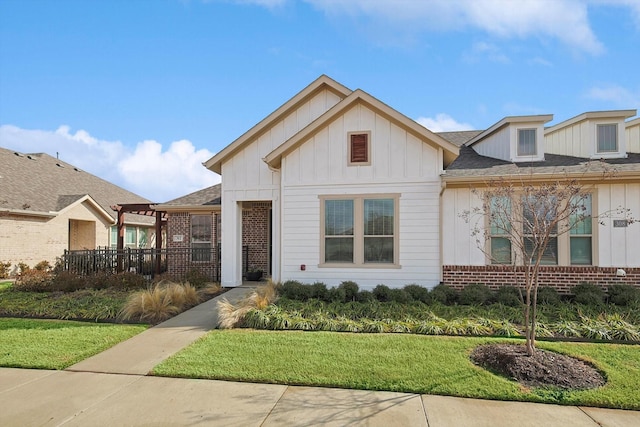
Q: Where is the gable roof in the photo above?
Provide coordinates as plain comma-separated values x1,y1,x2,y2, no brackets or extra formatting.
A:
545,110,636,134
0,147,153,224
437,130,483,147
466,114,554,147
264,89,460,169
155,184,221,211
204,75,353,174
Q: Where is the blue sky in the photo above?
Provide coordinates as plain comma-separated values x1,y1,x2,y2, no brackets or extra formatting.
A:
1,0,639,202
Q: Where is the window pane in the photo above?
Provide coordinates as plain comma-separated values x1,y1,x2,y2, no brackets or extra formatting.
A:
570,194,592,235
125,227,137,246
364,237,393,263
523,195,558,234
325,200,354,236
325,237,354,263
138,229,147,248
110,226,117,248
517,129,536,156
597,124,617,152
364,199,394,236
192,242,212,262
491,237,511,264
570,237,592,265
191,215,212,243
490,196,511,235
524,236,558,265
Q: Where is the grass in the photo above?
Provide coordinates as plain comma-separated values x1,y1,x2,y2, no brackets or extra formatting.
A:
153,330,640,410
0,281,12,291
0,318,146,369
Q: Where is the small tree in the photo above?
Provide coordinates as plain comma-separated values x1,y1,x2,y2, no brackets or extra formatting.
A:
461,165,634,355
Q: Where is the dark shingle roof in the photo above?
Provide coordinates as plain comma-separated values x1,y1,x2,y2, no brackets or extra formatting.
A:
0,147,153,224
445,145,640,178
162,184,221,206
437,130,483,147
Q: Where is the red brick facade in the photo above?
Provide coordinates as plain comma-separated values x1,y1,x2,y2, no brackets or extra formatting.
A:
166,212,220,280
443,265,640,294
242,202,271,275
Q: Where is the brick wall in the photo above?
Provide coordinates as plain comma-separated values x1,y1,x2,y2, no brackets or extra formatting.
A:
242,202,270,275
442,265,640,294
166,212,219,280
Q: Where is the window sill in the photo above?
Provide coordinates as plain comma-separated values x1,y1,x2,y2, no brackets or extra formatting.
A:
319,263,401,269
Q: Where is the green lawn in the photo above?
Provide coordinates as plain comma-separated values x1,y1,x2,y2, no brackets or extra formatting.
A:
0,318,146,369
153,329,640,410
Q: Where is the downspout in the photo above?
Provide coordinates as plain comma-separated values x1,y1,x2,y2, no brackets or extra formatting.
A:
439,178,447,285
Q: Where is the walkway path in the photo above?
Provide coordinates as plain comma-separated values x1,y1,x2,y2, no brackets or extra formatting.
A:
1,286,639,426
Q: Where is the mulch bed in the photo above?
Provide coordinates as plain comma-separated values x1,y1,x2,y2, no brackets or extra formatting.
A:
470,343,606,390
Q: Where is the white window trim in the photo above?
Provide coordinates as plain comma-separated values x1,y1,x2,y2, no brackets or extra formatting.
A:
510,125,544,162
592,122,626,159
319,194,400,268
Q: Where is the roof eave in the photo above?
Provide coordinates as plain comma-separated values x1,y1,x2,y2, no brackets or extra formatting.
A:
467,114,554,147
546,110,637,134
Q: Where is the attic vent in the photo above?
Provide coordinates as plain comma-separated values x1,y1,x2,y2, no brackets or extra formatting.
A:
74,167,81,172
27,155,35,160
14,152,24,157
56,163,64,168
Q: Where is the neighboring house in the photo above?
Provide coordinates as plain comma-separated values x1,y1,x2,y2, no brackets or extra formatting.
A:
0,147,155,270
442,111,640,290
201,75,640,290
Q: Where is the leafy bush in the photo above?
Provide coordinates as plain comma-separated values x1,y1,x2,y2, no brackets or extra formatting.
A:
430,284,458,305
278,280,312,301
403,284,431,303
356,290,375,303
0,261,12,279
33,260,52,271
328,286,347,303
573,282,605,306
309,282,329,301
493,286,521,307
50,271,88,292
607,284,640,306
537,286,562,306
185,268,210,288
13,269,52,292
372,284,392,302
389,289,411,304
338,281,359,302
459,284,492,306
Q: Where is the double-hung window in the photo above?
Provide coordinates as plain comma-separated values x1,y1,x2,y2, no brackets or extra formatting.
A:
489,196,512,264
522,195,558,265
125,227,137,248
597,124,618,153
191,214,212,262
569,194,592,265
321,195,398,267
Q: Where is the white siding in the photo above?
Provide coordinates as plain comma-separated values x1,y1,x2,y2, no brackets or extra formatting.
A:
596,183,640,268
545,120,628,159
472,127,510,162
627,121,640,153
441,188,487,266
279,103,445,289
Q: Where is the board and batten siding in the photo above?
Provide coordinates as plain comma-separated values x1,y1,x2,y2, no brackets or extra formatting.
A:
545,120,628,158
441,183,640,268
627,119,640,153
279,103,445,289
471,126,510,162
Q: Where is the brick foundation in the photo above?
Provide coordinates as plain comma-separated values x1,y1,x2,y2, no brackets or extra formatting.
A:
442,265,640,294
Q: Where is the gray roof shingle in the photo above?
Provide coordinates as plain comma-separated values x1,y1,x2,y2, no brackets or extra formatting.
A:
162,184,221,206
0,147,154,224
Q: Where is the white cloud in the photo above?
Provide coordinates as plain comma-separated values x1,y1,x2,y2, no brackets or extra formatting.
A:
0,125,219,202
416,114,474,132
302,0,604,54
585,84,640,107
462,41,510,64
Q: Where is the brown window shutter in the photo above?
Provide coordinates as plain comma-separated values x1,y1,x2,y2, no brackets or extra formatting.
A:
350,133,368,163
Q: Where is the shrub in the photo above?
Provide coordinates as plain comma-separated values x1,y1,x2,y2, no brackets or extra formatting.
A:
389,289,411,304
13,269,52,292
328,286,347,303
372,284,392,302
537,286,562,306
607,284,640,306
17,262,30,274
403,284,430,303
33,260,52,271
356,290,375,303
185,268,210,288
309,282,329,301
0,261,11,279
430,284,458,305
50,271,88,292
105,272,149,291
338,281,359,302
459,284,492,306
493,286,522,307
278,280,312,301
573,282,605,306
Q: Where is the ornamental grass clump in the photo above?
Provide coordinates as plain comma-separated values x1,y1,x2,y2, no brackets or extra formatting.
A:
217,280,278,329
119,280,201,324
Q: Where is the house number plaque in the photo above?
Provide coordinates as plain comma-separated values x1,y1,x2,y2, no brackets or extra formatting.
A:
613,220,628,228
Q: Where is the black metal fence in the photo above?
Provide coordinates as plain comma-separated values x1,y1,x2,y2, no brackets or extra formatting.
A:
61,246,250,283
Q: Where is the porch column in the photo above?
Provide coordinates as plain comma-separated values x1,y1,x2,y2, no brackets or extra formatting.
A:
221,196,242,287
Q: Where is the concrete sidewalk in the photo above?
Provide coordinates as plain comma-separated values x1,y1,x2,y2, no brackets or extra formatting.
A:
2,286,639,426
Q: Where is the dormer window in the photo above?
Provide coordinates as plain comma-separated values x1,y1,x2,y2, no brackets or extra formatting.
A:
517,129,537,156
597,124,618,153
348,131,371,165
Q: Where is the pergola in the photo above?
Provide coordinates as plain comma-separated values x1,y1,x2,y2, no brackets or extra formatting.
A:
111,203,167,274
